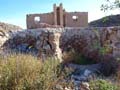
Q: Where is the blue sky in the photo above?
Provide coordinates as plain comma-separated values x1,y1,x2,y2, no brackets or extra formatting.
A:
0,0,119,28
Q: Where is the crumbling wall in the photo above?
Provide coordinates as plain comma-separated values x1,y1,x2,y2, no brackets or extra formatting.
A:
60,27,120,59
1,27,120,61
65,12,88,27
27,13,54,29
26,4,88,29
3,28,62,61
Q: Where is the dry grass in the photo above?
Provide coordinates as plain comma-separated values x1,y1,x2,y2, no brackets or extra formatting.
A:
0,53,63,90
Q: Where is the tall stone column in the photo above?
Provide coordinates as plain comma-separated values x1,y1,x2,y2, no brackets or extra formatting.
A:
48,31,62,62
36,29,62,62
59,3,64,27
53,4,57,25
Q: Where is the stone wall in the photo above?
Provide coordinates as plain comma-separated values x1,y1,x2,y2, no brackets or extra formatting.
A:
1,27,120,61
65,12,88,27
27,13,54,29
26,4,88,29
2,28,62,61
61,27,120,59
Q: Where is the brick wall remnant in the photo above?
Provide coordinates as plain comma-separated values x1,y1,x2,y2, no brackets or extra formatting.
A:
26,3,88,29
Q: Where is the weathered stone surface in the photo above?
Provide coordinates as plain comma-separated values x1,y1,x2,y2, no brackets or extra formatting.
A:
0,22,22,32
2,28,62,61
0,30,9,48
30,23,63,28
0,27,120,61
60,27,120,60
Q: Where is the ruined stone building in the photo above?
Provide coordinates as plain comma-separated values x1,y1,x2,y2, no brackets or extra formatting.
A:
26,3,88,29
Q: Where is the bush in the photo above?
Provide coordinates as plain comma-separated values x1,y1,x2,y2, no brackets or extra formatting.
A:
0,54,62,90
100,54,119,76
63,50,96,65
89,79,120,90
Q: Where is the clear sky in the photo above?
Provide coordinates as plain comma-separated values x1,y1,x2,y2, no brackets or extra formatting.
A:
0,0,119,28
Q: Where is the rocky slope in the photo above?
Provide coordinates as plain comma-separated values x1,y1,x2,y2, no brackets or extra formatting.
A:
89,14,120,27
0,22,22,49
0,22,22,32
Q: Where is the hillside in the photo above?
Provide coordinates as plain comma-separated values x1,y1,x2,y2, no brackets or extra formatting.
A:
89,14,120,27
0,22,22,32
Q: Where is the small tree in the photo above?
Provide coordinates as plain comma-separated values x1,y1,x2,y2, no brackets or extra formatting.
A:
101,0,120,11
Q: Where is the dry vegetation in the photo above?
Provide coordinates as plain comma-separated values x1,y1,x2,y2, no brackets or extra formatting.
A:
0,54,65,90
0,53,120,90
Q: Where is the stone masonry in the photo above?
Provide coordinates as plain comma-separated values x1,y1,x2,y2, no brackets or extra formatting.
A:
26,3,88,29
0,27,120,61
2,28,62,61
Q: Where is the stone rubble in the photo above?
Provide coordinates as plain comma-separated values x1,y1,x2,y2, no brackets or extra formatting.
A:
55,63,100,90
68,63,100,90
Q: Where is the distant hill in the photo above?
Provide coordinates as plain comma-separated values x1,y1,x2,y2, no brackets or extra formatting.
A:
0,22,22,32
89,14,120,27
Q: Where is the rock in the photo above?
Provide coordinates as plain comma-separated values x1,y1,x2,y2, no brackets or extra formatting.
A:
67,63,101,89
0,30,9,48
84,69,92,77
67,63,101,73
2,29,62,61
0,22,22,32
80,82,90,90
56,84,63,90
65,87,72,90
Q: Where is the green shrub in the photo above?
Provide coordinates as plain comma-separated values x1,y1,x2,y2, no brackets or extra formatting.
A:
0,54,62,90
72,53,96,65
89,79,120,90
63,50,96,65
